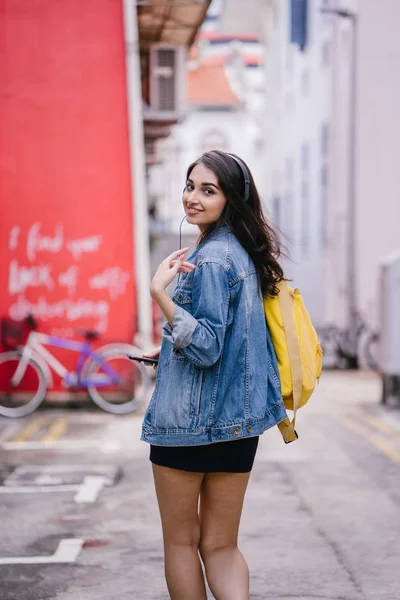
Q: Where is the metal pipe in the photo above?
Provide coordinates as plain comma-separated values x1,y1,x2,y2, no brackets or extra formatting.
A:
321,7,358,367
122,0,153,349
347,13,358,367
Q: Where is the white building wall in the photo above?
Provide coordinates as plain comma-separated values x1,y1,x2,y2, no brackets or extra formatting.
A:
264,0,332,325
323,0,400,331
324,8,352,329
265,0,400,342
355,0,400,327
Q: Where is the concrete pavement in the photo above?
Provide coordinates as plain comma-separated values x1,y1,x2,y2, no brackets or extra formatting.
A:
0,371,399,599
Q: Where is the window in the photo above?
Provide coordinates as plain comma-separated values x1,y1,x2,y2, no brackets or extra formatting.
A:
273,197,281,230
301,142,309,170
321,122,329,157
320,165,328,246
285,92,294,112
284,191,293,242
285,157,294,183
280,158,294,242
300,143,310,256
290,0,308,52
254,138,264,154
301,181,309,254
301,69,310,95
321,39,330,67
286,46,294,75
272,1,280,25
320,122,329,247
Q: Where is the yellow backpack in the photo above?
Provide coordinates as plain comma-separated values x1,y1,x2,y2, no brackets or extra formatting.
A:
264,281,323,443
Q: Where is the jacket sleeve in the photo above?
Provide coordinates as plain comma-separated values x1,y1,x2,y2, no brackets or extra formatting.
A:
162,261,230,368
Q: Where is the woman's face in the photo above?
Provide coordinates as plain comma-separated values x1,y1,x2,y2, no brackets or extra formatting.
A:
183,163,227,233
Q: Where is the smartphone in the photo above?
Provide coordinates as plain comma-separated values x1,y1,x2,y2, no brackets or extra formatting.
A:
128,354,159,365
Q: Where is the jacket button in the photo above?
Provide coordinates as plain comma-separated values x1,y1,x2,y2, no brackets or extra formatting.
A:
232,428,240,435
178,293,183,302
247,426,252,433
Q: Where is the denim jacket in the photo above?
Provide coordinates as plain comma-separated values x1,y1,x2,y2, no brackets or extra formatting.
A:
141,225,287,447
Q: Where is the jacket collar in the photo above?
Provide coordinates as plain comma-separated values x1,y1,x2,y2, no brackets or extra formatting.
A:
198,224,231,247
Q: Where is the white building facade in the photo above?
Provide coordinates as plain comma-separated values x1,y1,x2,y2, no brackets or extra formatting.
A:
263,0,400,347
263,0,333,326
148,32,267,241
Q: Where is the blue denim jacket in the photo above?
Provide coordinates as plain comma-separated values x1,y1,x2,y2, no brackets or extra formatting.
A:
141,225,287,447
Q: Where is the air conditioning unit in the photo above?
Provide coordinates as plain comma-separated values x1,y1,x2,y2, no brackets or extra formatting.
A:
148,44,186,120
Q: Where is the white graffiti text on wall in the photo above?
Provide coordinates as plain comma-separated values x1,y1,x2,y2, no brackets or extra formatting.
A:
6,223,131,333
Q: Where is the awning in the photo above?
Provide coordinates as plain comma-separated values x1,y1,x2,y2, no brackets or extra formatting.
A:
137,0,211,153
137,0,211,49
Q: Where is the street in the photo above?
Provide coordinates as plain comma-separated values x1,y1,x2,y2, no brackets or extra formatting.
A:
0,371,399,600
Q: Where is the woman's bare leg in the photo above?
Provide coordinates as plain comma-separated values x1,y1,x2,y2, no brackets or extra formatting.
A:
152,465,207,600
199,471,251,600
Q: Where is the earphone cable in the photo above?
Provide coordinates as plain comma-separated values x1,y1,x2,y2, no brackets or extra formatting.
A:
177,214,186,285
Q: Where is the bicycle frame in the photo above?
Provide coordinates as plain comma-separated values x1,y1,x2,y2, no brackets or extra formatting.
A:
13,332,122,388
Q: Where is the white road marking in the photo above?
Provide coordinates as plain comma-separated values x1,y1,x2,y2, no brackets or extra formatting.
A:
34,475,64,485
102,441,121,453
74,476,107,503
4,463,117,486
1,439,121,453
0,485,78,494
0,538,84,565
7,463,117,475
0,421,21,442
0,476,108,504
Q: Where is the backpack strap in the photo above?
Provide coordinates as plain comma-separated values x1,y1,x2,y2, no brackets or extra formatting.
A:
276,282,302,443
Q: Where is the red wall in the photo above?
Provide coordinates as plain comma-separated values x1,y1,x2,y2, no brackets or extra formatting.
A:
0,0,137,375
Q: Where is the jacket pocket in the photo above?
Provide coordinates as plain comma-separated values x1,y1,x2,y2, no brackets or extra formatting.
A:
267,356,281,391
173,286,192,308
192,367,203,419
154,357,203,430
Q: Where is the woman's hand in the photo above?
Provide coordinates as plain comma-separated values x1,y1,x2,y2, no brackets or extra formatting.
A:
143,346,161,371
150,247,196,298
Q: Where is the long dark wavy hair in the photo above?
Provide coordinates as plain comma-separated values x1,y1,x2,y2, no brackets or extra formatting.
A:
186,150,285,297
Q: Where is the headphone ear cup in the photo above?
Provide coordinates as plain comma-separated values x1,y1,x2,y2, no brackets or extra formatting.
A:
226,153,250,202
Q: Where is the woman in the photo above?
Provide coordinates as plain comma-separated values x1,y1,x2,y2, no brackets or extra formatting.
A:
141,150,287,600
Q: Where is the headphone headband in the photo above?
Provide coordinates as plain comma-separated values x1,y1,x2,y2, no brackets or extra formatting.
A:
227,153,250,203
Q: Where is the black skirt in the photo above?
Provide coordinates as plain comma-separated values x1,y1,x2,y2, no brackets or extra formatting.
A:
150,436,259,473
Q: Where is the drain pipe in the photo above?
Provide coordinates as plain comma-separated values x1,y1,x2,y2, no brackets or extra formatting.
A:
122,0,152,349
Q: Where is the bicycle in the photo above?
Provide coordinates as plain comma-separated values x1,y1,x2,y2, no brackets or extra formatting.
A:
317,314,379,371
0,316,151,418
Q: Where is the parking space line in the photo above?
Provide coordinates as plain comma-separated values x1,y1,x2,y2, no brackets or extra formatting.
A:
0,421,21,442
1,439,121,453
12,418,45,442
41,417,68,442
368,434,400,463
0,476,108,504
0,538,84,565
340,416,400,463
74,476,108,503
0,485,77,494
366,416,400,441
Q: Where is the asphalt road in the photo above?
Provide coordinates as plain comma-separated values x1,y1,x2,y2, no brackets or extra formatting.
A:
0,371,399,600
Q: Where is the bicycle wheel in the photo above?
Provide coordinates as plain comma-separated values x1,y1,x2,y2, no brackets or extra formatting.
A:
364,332,380,371
0,351,47,417
317,327,340,369
86,344,151,414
